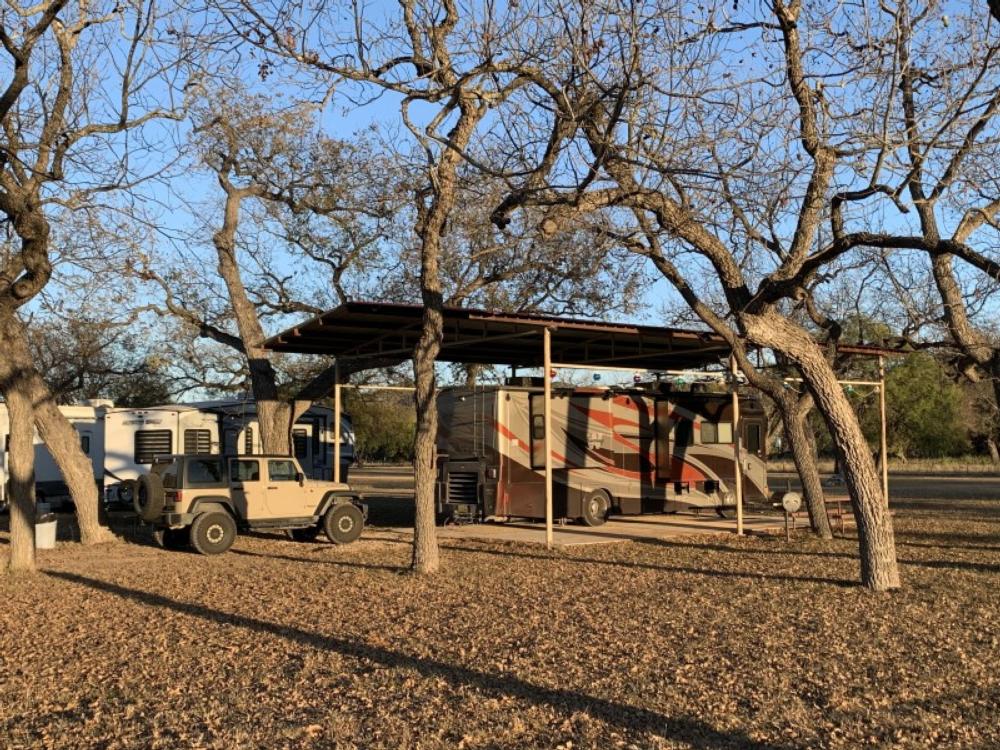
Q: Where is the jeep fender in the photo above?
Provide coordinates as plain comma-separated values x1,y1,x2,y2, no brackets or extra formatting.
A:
189,497,236,518
316,492,361,518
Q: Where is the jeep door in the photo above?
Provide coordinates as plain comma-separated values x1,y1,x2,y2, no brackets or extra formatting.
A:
229,458,268,520
265,459,316,517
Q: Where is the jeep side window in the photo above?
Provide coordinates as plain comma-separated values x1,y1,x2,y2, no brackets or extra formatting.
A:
187,458,224,486
231,459,260,482
268,460,297,482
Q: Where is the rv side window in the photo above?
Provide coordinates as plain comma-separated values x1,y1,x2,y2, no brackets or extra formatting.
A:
701,422,733,444
293,429,308,459
672,419,694,446
746,423,762,454
531,414,545,441
183,429,212,454
134,430,172,464
187,458,225,486
80,435,90,455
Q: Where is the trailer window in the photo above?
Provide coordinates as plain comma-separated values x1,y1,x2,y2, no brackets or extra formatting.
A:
80,435,91,455
134,430,172,464
187,458,225,486
293,429,308,459
183,429,212,454
701,422,733,444
746,423,762,454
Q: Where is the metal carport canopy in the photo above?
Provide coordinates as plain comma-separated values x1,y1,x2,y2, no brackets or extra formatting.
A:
263,301,732,370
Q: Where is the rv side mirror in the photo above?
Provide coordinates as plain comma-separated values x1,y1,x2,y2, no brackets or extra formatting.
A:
296,471,305,486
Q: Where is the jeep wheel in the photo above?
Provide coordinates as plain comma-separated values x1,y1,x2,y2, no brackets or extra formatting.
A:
288,526,321,542
134,474,165,522
153,528,189,550
323,503,364,545
190,511,237,555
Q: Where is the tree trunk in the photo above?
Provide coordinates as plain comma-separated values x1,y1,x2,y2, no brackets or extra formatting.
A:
988,437,1000,465
411,303,443,574
781,398,832,539
4,372,36,572
744,312,900,590
0,311,109,544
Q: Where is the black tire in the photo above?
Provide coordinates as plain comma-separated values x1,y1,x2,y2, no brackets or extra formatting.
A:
323,503,364,545
287,526,321,542
133,474,165,522
118,479,138,509
190,511,237,555
580,489,611,527
153,528,189,550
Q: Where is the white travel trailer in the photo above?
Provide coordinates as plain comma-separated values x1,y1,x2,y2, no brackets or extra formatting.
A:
0,399,355,510
0,400,110,510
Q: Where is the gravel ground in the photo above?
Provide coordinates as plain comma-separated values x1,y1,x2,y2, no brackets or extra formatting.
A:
1,498,998,749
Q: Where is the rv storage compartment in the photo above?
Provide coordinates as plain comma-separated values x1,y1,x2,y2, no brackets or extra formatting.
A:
437,459,484,523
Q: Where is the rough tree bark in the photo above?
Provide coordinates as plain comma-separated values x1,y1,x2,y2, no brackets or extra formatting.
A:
3,370,36,572
777,394,832,538
0,311,108,544
743,312,899,589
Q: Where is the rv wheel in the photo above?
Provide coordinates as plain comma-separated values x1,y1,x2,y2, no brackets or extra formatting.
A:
580,490,611,527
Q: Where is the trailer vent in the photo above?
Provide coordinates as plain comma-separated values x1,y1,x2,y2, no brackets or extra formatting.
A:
183,429,212,454
135,430,172,464
447,471,479,504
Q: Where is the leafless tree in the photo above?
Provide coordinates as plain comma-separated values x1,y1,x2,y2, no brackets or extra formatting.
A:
0,0,189,567
489,0,915,588
210,0,593,573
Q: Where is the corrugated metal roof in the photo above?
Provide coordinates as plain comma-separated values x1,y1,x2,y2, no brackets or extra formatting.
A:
264,301,732,370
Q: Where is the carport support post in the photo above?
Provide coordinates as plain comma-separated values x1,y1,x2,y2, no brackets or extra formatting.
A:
543,327,554,549
334,360,341,484
879,356,888,507
730,356,744,536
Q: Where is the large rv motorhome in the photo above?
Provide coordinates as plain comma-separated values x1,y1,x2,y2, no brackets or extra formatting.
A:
436,380,769,525
0,400,354,510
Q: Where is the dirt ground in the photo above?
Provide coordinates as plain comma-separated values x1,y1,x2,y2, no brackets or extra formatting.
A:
1,497,998,749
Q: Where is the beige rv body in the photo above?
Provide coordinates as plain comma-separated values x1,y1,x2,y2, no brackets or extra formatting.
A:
436,385,769,523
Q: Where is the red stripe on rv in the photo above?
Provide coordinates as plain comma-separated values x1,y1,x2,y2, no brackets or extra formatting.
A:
495,421,530,453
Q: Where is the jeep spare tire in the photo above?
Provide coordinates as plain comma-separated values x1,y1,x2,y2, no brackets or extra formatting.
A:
134,474,165,522
190,511,237,555
323,503,364,545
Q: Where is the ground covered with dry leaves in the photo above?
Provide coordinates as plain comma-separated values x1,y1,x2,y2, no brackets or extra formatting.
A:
1,497,998,749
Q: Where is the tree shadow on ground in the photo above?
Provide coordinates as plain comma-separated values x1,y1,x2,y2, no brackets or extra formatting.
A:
632,538,1000,575
46,570,791,750
438,542,854,587
889,500,1000,517
229,547,406,574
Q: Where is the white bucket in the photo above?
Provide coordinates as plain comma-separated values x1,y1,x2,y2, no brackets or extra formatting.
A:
35,519,57,549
